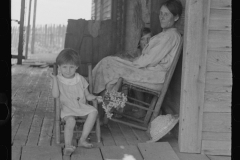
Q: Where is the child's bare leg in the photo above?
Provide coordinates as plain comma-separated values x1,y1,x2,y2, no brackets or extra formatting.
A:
63,116,76,155
64,116,76,147
79,110,98,148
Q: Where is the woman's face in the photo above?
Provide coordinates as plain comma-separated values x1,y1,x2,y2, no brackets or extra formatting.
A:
159,5,179,30
140,33,151,49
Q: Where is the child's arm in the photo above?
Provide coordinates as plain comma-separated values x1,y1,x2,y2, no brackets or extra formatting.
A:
84,89,103,103
49,73,60,98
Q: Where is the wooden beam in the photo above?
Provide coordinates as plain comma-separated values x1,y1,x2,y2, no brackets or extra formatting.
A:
179,0,210,153
17,0,26,64
150,0,163,36
11,55,25,59
31,0,38,54
110,0,117,54
25,0,32,59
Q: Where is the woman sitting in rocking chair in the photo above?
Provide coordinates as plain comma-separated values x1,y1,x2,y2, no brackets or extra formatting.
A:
92,0,183,119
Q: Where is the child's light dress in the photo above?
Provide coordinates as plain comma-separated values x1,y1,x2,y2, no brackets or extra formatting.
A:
57,73,97,119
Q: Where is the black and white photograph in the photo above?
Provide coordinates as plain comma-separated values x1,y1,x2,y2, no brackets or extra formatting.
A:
9,0,232,159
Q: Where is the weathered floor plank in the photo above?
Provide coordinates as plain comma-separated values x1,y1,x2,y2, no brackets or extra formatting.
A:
12,145,22,160
26,114,44,146
13,112,35,146
100,125,116,146
38,116,54,146
207,155,231,160
101,145,144,160
163,134,211,160
107,120,128,146
118,123,139,145
71,147,103,160
12,115,23,144
138,142,180,160
21,145,62,160
132,127,150,143
11,64,231,160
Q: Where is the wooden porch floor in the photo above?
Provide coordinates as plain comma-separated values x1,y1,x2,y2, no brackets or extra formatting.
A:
11,64,231,160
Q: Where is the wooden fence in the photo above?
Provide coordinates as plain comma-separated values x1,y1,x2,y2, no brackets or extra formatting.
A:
11,24,67,56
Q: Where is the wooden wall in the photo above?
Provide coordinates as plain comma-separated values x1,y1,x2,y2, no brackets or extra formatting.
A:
178,0,231,155
124,0,143,55
150,0,231,155
91,0,112,20
91,0,96,19
102,0,112,20
201,0,231,156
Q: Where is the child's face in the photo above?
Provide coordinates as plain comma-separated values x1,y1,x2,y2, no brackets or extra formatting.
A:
140,33,151,49
59,64,78,79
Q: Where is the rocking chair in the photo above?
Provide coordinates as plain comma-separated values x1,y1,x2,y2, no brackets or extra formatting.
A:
110,38,183,130
53,63,101,145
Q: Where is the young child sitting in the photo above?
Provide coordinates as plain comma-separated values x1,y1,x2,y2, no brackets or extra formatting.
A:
49,48,102,155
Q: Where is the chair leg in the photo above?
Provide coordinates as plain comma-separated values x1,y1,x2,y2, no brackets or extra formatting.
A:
55,120,60,144
144,96,158,125
96,117,101,143
55,99,61,144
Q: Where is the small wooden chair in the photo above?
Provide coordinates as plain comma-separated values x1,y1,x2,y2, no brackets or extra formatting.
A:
53,63,101,145
109,39,183,130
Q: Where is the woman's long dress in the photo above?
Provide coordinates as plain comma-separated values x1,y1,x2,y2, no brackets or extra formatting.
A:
92,28,181,94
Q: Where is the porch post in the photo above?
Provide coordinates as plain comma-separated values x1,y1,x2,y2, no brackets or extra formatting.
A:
179,0,210,153
17,0,26,64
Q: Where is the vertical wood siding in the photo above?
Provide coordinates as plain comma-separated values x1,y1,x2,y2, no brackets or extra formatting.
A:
91,0,96,19
102,0,112,20
92,0,112,20
96,0,101,20
124,0,143,54
202,0,232,156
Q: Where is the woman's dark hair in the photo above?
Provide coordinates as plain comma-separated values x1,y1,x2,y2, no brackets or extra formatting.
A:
161,0,183,18
56,48,80,66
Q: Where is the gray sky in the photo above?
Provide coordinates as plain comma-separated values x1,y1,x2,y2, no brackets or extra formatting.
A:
11,0,92,26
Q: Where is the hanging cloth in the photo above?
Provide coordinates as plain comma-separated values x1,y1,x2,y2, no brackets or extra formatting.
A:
88,20,101,38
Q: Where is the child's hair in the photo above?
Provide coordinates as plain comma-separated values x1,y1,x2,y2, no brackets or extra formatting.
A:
137,27,151,49
141,27,151,37
56,48,80,66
